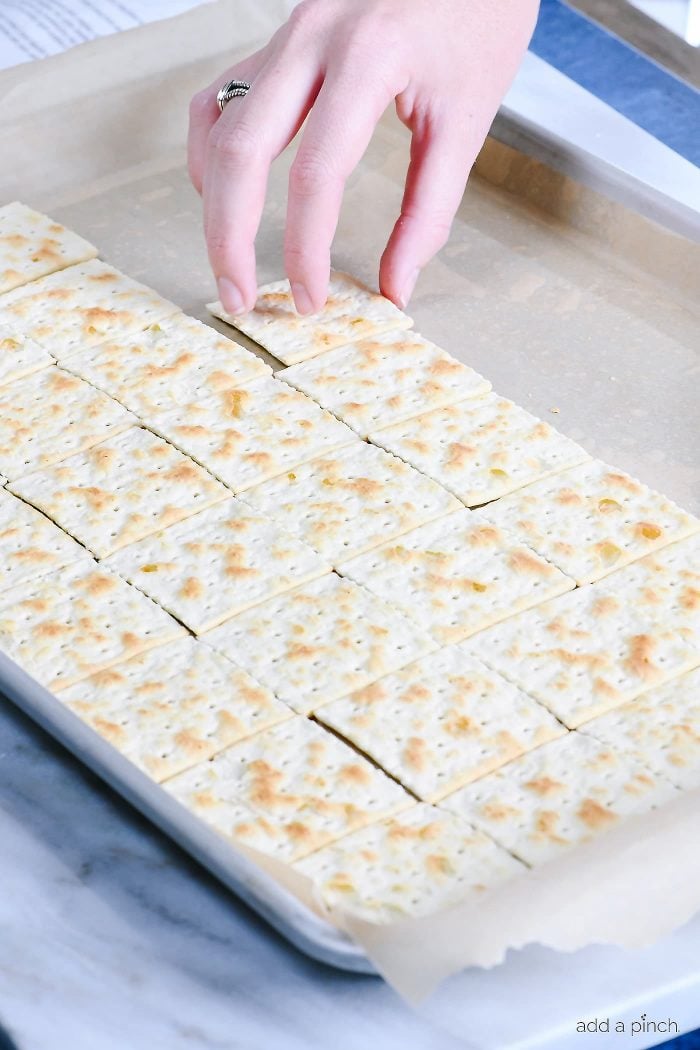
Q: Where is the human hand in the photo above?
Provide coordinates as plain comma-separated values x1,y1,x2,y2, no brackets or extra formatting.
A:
188,0,539,315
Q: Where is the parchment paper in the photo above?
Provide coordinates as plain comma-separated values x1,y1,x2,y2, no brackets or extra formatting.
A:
1,0,698,1000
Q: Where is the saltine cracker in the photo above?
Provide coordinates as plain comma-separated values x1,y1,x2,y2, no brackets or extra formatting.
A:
0,488,91,593
208,271,412,365
0,562,185,692
148,374,358,492
440,731,678,866
338,508,574,645
11,427,229,558
241,441,460,562
0,367,136,481
580,667,700,791
0,202,97,294
470,534,700,728
279,329,489,436
480,459,699,584
106,498,331,634
204,573,436,713
0,259,180,361
296,804,525,922
64,313,271,417
369,393,589,506
163,717,412,861
58,637,292,781
318,646,564,800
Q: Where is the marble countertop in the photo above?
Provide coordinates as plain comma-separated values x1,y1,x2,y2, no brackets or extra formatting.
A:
2,695,700,1050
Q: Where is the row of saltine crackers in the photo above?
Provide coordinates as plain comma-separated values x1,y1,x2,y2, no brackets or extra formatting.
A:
1,211,698,924
0,222,446,866
156,271,700,899
0,220,539,895
198,272,699,910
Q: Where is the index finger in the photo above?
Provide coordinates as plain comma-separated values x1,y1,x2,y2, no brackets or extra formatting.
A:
285,69,398,313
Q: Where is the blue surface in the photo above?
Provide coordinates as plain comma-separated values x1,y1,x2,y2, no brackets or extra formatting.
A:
0,1028,17,1050
531,0,700,165
660,1033,700,1048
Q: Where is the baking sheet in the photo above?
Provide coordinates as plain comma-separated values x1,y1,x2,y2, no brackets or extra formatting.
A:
0,652,368,970
1,0,699,999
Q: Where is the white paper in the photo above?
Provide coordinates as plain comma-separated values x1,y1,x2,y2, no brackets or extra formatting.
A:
0,0,208,69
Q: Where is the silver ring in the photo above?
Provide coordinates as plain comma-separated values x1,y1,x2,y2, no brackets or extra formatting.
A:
216,79,251,113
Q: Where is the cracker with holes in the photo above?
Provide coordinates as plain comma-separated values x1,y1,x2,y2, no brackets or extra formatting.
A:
163,716,412,861
479,459,699,584
440,731,677,867
10,428,229,559
296,803,525,921
470,534,700,728
58,637,292,781
0,562,185,692
204,573,435,714
338,508,574,645
318,646,564,800
148,374,357,492
0,324,52,388
208,271,412,365
0,202,97,294
0,259,180,361
580,666,700,791
0,367,136,481
241,441,460,562
369,392,589,505
169,788,314,861
279,330,489,437
0,489,91,593
106,498,330,634
65,313,271,417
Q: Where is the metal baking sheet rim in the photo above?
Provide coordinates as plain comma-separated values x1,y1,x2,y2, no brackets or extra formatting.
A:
0,652,376,974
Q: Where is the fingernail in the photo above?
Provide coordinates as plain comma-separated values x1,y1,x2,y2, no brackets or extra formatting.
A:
217,277,245,315
398,268,420,309
291,282,314,316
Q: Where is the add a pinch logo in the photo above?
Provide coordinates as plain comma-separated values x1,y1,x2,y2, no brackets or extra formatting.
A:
576,1014,681,1037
